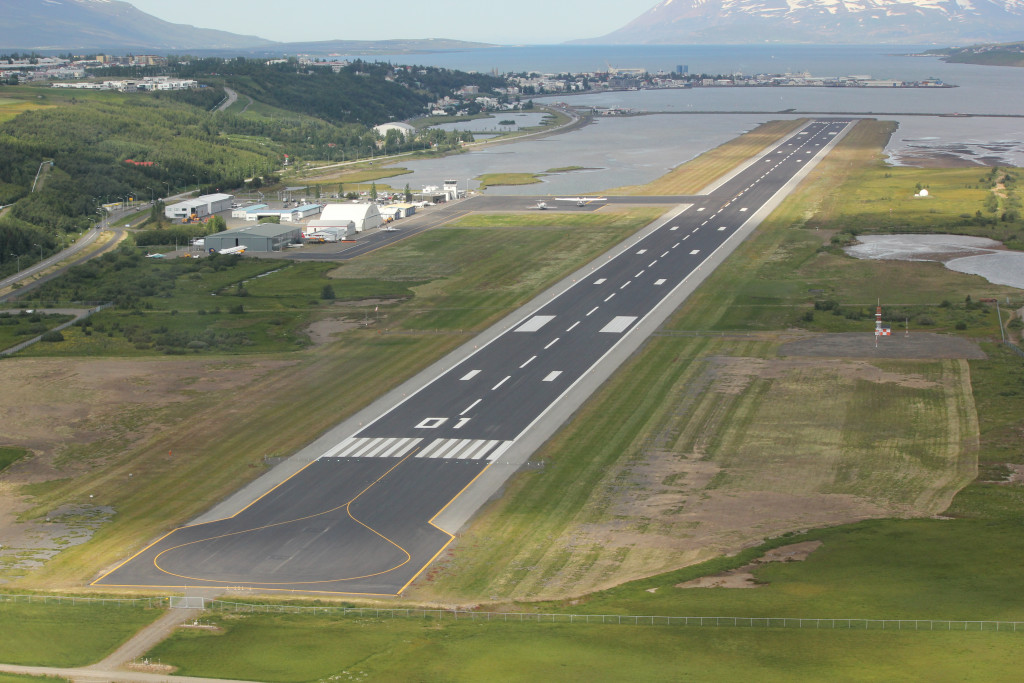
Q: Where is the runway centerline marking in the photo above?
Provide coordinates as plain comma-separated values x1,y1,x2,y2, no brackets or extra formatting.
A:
520,355,537,369
491,376,511,390
587,306,598,316
604,293,616,302
566,321,580,332
460,398,482,415
545,337,560,349
620,281,631,289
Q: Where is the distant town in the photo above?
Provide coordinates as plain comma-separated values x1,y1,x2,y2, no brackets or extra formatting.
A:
2,53,952,117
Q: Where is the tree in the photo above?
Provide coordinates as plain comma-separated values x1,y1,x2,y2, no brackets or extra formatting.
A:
404,183,412,202
206,215,226,233
370,182,378,202
321,283,336,300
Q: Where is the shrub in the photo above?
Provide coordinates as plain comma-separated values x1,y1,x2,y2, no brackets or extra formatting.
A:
40,330,64,342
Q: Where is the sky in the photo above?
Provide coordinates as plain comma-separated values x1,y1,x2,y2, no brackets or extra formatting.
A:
126,0,653,45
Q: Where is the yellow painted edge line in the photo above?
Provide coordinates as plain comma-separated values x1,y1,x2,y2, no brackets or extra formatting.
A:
396,458,498,595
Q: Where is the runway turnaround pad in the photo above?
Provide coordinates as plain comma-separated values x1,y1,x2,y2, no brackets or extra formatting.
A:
95,455,488,595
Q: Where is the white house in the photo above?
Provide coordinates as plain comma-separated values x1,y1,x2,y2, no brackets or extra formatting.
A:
319,203,383,232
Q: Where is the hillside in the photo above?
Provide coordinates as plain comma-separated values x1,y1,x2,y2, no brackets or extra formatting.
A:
0,0,272,51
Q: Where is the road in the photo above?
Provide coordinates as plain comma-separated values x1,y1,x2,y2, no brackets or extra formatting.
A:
95,120,853,596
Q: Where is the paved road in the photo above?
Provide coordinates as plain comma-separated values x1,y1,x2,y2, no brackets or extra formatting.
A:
95,120,853,596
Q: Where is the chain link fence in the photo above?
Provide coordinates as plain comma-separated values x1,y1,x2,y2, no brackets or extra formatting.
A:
0,594,165,608
206,601,1024,632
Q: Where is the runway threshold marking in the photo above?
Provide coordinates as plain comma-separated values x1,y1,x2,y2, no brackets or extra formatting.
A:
600,316,637,334
460,370,480,381
516,315,555,332
543,371,562,382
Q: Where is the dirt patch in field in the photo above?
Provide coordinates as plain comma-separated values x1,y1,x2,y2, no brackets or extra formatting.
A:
779,332,986,360
675,540,823,589
0,356,296,581
304,317,360,346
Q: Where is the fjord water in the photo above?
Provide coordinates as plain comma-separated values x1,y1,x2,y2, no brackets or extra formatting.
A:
360,45,1024,194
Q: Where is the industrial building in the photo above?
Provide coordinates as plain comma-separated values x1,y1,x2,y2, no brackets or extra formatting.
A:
379,203,417,221
373,122,416,138
204,223,302,253
232,204,266,219
164,193,233,221
319,203,383,232
281,204,322,222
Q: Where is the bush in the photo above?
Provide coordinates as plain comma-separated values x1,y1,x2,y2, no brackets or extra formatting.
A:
40,330,64,342
955,321,968,330
321,284,336,300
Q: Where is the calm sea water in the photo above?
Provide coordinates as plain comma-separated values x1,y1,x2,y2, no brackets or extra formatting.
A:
355,45,1024,194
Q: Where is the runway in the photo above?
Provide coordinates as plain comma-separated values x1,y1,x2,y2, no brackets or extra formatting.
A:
95,119,853,595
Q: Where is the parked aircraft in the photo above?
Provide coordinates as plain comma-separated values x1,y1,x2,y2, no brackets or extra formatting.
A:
214,246,247,255
533,201,549,210
555,197,608,207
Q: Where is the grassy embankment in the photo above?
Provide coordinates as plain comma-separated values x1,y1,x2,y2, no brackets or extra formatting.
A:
0,601,158,668
138,119,1024,681
0,313,74,353
6,208,663,591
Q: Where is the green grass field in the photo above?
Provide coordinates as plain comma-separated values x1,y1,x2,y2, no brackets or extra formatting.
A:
0,447,30,474
0,313,74,353
0,601,159,667
147,612,1024,683
11,209,662,590
474,172,542,188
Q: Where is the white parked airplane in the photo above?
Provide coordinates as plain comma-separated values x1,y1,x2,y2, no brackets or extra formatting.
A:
217,245,247,255
555,196,608,207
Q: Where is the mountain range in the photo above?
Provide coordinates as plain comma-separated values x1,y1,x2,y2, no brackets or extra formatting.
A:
587,0,1024,45
0,0,490,55
3,0,1024,53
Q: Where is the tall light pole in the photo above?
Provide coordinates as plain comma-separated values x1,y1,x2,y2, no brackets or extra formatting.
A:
162,181,171,198
33,243,42,263
9,253,20,272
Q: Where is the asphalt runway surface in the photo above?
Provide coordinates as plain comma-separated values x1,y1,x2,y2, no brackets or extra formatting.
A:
96,119,853,595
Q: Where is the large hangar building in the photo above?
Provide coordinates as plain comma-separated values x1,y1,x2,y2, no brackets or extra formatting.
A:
165,193,233,221
204,223,302,252
319,203,382,232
